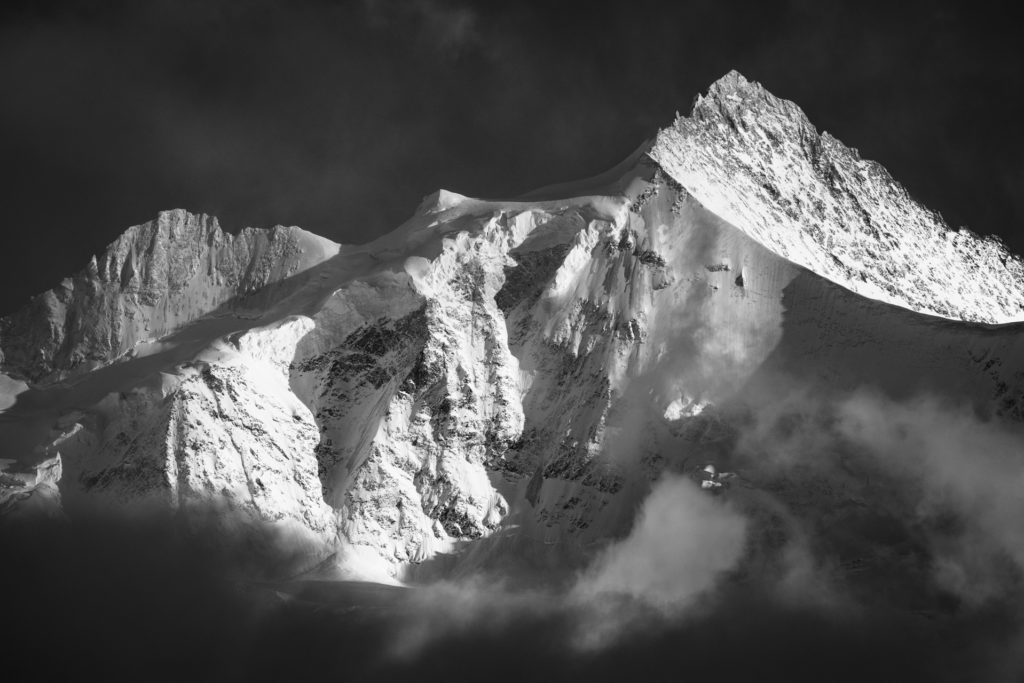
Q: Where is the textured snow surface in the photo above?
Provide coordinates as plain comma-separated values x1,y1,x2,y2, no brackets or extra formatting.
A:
5,72,1024,585
652,70,1024,324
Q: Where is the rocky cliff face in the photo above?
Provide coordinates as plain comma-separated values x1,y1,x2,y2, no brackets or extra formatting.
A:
4,72,1024,587
0,209,338,384
72,318,335,551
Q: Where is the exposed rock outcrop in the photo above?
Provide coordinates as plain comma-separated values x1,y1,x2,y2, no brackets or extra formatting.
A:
0,209,337,384
0,454,64,520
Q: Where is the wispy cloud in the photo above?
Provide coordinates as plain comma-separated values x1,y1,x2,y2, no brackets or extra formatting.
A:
361,0,482,57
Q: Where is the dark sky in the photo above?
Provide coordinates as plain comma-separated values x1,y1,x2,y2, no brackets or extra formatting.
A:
1,0,1022,316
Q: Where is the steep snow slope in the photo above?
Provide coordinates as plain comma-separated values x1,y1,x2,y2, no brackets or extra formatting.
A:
3,72,1024,586
652,70,1024,324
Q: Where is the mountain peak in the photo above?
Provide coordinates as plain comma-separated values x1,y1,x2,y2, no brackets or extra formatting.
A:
688,70,813,140
5,70,1024,601
705,69,754,97
698,70,777,112
651,72,1024,324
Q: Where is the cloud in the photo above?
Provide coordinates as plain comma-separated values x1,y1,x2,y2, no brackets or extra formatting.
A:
835,390,1024,606
2,445,1018,682
361,0,482,56
573,474,746,612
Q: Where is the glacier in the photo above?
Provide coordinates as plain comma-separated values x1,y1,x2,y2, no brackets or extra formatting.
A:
3,71,1024,595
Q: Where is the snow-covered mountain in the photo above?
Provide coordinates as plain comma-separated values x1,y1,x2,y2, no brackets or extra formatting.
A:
4,71,1024,591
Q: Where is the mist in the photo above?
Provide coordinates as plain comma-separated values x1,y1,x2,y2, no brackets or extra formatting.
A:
836,391,1024,606
0,501,1002,682
5,388,1021,683
574,475,746,610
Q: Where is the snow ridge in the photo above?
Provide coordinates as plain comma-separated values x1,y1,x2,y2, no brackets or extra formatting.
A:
651,70,1024,324
7,71,1024,585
